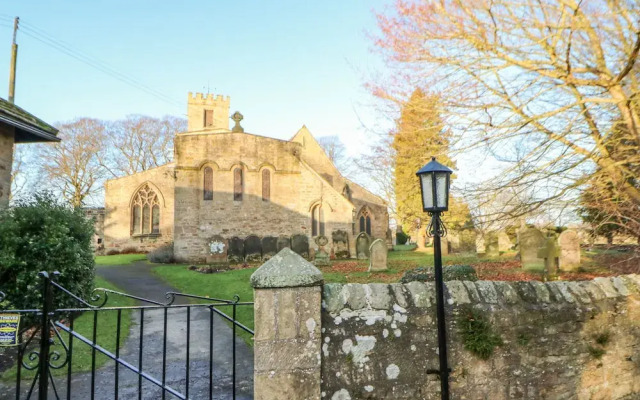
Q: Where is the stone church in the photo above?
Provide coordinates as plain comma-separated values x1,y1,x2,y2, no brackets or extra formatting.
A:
104,92,389,263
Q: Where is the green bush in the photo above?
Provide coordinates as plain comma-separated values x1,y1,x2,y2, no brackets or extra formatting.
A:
457,306,503,360
396,231,409,245
0,193,95,313
147,244,174,263
400,264,478,283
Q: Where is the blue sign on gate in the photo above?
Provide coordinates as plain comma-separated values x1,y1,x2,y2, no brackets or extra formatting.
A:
0,313,20,346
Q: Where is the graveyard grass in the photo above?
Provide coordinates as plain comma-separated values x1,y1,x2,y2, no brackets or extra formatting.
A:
152,266,256,345
95,253,147,265
1,277,134,380
150,245,630,333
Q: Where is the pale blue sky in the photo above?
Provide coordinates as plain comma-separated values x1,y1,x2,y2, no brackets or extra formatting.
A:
0,1,390,151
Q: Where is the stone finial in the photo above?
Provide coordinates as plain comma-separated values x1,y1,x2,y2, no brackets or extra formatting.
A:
250,247,323,288
231,111,244,133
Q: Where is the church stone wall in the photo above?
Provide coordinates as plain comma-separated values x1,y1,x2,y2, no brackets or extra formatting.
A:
292,128,390,242
173,132,355,263
104,164,175,253
0,124,14,208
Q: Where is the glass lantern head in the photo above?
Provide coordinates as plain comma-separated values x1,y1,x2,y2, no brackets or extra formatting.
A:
416,157,453,212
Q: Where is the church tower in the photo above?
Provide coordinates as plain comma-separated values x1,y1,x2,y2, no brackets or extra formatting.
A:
187,92,231,132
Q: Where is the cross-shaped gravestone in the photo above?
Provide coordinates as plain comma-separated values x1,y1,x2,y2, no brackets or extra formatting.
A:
231,111,244,133
537,236,561,280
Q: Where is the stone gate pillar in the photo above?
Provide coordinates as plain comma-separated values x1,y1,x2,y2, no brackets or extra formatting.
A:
250,247,323,400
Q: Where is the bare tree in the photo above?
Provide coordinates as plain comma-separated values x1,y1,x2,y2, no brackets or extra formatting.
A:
317,135,352,176
102,115,186,177
375,0,640,234
39,118,107,207
354,134,397,221
10,144,28,202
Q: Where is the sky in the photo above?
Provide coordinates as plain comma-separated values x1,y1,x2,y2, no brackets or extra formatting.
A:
0,1,391,156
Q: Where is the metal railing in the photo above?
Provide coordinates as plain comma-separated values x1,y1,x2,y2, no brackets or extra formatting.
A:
0,271,254,400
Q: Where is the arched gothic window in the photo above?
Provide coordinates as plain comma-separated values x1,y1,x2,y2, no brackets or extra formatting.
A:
203,167,213,200
233,168,243,201
311,204,325,236
358,208,372,236
132,184,160,235
262,169,271,202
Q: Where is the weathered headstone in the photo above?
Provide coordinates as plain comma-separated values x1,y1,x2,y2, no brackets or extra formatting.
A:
441,238,450,256
448,231,461,253
476,235,486,255
459,229,477,253
356,232,371,259
537,236,561,280
291,234,309,259
277,235,291,252
206,235,228,265
261,236,278,261
484,233,500,258
245,235,262,262
498,231,512,252
416,231,427,252
386,229,394,250
519,228,546,269
228,237,244,264
313,235,330,266
558,229,580,271
368,239,388,272
332,230,349,259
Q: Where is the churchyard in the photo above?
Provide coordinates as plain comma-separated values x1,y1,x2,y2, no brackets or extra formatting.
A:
127,237,639,349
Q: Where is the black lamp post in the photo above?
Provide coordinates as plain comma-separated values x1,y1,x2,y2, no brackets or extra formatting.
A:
416,156,452,399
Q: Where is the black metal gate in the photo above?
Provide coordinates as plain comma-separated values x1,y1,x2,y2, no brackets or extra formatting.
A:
0,271,254,400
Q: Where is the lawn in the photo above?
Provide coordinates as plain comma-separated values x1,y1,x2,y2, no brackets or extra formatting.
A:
1,276,134,380
152,265,256,344
95,253,147,266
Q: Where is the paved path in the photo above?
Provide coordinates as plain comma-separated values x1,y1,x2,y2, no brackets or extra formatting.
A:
1,262,254,399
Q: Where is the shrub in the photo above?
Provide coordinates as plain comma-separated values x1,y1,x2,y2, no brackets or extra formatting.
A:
594,331,610,346
147,244,174,264
457,306,503,360
396,231,409,245
400,265,478,283
0,193,95,313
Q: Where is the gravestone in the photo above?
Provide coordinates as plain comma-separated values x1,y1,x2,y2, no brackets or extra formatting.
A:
228,237,244,264
277,235,291,252
558,230,580,271
416,231,427,252
245,235,262,263
537,236,561,280
448,231,461,253
485,233,500,258
498,231,512,252
368,239,388,272
261,236,278,261
519,228,546,269
205,235,228,265
331,230,349,259
356,232,371,259
476,235,486,255
459,229,477,253
291,234,310,259
440,238,450,256
313,235,330,266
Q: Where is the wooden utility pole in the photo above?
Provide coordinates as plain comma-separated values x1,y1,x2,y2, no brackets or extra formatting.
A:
8,17,19,103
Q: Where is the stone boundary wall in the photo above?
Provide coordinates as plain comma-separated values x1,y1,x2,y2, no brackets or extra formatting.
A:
321,276,640,399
